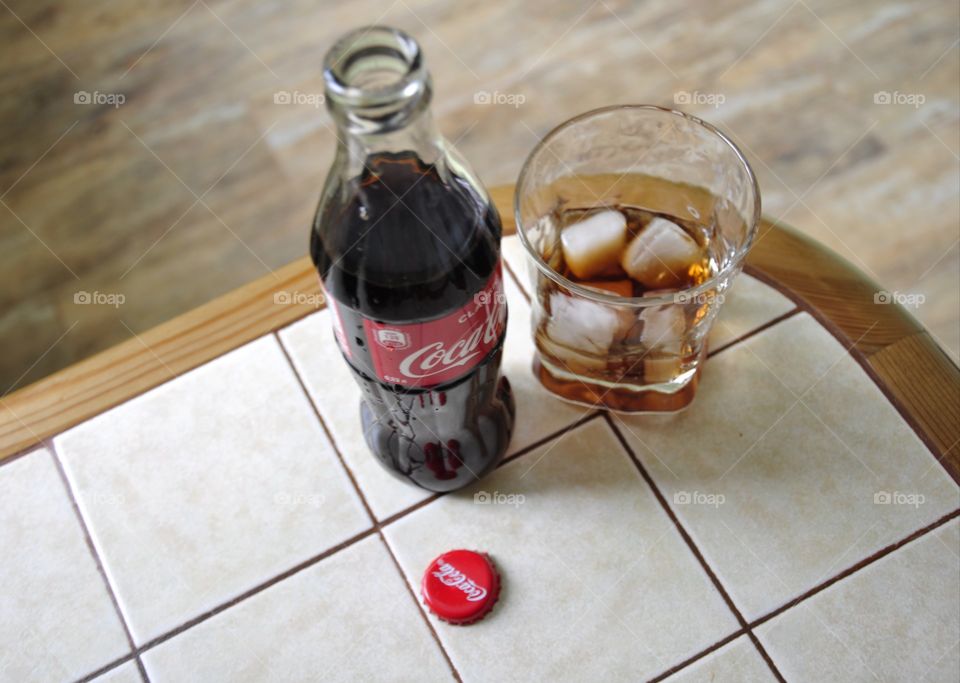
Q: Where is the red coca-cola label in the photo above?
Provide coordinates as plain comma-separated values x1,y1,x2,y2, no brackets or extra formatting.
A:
361,264,506,387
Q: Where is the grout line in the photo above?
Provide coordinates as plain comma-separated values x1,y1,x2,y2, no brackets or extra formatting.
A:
749,507,960,631
707,308,801,358
603,416,788,683
69,410,602,679
0,439,45,469
67,414,957,681
137,526,379,653
377,411,604,528
646,627,747,682
6,252,936,679
378,531,463,683
607,410,958,679
274,334,379,524
746,630,787,683
74,653,139,683
502,257,532,303
274,333,464,682
497,410,602,467
54,322,952,680
846,338,960,486
379,492,441,527
603,416,750,626
744,264,960,484
47,440,151,683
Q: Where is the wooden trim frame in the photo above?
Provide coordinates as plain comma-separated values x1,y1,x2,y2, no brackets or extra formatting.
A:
2,185,958,481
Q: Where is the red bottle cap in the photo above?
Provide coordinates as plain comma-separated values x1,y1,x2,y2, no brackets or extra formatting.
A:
421,549,500,625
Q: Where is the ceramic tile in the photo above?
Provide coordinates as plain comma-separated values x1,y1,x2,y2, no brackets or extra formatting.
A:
616,313,960,620
935,516,960,559
0,449,129,682
55,336,371,644
663,636,776,682
383,418,739,682
756,519,960,682
91,661,143,683
279,273,583,521
500,272,588,447
707,273,794,350
142,534,449,683
501,234,534,296
279,309,430,521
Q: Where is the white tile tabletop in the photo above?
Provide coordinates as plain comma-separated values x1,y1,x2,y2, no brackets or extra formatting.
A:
1,236,956,681
662,636,776,682
54,336,371,645
90,662,143,683
279,309,433,522
616,313,960,620
142,534,450,682
383,418,740,682
0,448,130,682
756,519,960,682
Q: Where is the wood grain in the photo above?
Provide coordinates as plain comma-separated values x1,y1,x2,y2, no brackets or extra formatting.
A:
1,180,957,483
746,222,960,482
0,257,321,458
1,0,957,390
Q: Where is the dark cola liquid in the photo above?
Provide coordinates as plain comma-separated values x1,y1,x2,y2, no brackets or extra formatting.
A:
311,152,515,492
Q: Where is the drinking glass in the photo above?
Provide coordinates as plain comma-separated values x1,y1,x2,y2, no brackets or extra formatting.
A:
514,105,760,412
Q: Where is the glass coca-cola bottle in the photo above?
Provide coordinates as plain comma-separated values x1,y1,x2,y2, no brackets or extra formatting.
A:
310,26,515,492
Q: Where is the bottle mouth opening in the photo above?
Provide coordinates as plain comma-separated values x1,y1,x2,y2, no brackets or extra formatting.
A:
324,26,426,109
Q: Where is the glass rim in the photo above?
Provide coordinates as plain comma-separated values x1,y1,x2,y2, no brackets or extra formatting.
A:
513,104,762,307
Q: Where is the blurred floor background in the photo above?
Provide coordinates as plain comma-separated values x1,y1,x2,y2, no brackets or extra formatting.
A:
0,0,957,392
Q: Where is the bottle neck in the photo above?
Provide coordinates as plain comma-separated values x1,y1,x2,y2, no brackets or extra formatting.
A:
323,26,443,171
338,107,445,175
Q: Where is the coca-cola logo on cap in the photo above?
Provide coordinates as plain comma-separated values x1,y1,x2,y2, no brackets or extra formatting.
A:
431,560,488,602
363,264,506,387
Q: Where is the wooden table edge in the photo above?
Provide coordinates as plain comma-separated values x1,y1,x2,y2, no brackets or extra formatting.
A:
2,185,957,483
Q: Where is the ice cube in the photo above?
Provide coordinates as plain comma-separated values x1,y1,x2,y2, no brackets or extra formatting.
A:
621,217,702,289
545,292,620,358
537,336,608,372
561,210,627,280
639,304,686,346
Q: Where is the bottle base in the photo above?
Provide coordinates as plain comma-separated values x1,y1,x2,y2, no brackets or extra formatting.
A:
359,375,515,493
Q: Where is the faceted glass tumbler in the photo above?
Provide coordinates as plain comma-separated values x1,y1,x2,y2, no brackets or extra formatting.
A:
514,105,760,413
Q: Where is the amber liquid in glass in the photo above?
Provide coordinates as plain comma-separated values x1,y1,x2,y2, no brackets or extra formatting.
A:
534,203,722,412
